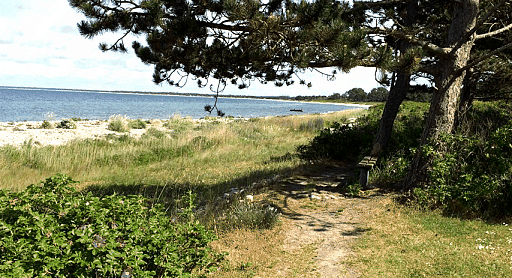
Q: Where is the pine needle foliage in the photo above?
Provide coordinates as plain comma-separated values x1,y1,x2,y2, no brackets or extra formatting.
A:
68,0,391,90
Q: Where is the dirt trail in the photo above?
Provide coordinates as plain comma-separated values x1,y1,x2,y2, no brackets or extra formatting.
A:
254,165,390,277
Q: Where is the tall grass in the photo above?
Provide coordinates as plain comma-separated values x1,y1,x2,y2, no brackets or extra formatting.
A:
0,110,367,195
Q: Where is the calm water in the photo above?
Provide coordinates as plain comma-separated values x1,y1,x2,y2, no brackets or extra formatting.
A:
0,86,363,122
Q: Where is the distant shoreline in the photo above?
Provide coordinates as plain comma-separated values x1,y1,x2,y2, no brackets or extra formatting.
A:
0,85,372,105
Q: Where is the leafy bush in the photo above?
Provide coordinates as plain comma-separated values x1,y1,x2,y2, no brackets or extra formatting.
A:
56,119,77,129
372,151,411,186
414,127,512,217
297,102,428,186
108,115,128,132
296,106,383,162
297,121,375,162
128,119,148,129
0,174,224,277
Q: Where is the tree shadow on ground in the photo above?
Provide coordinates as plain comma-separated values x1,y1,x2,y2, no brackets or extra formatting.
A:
82,163,308,211
81,161,391,231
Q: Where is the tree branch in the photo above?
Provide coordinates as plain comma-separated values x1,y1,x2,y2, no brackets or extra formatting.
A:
472,0,508,37
354,0,410,8
457,40,512,75
450,0,508,53
367,27,450,57
418,64,440,76
475,22,512,40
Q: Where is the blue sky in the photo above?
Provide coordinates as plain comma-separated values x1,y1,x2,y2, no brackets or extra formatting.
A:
0,0,381,96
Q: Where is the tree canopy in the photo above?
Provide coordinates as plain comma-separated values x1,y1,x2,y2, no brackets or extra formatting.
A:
69,0,390,91
70,0,512,189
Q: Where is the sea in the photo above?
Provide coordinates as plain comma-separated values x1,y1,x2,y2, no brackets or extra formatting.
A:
0,86,366,122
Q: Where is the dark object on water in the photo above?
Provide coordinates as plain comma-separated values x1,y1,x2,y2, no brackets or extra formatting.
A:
290,109,303,112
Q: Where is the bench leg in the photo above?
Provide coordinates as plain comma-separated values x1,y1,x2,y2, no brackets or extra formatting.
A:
359,168,369,189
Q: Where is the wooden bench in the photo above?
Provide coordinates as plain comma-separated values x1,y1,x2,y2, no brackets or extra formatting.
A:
357,156,378,189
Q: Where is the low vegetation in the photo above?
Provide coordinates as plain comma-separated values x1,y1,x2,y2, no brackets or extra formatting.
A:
107,115,128,132
0,109,364,275
349,198,512,277
1,102,511,276
298,101,512,219
0,174,223,277
296,101,512,276
56,119,77,129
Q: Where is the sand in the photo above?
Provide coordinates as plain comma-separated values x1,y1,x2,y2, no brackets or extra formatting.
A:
0,120,155,147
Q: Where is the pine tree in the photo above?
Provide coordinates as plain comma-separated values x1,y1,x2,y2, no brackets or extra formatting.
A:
70,0,512,189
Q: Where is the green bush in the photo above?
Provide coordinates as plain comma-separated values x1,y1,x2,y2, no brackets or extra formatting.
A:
297,102,428,185
296,105,383,162
128,119,148,129
56,119,77,129
414,127,512,217
0,174,224,277
297,121,375,162
410,101,512,218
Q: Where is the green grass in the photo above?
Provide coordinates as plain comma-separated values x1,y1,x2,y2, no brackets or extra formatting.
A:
2,106,512,276
350,198,512,277
0,110,366,193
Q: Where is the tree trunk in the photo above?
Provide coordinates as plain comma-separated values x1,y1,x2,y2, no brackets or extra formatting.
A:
454,69,475,130
371,72,409,156
403,0,479,189
370,0,417,157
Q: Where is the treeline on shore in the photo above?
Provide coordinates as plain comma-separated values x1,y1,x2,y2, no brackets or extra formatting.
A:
6,85,437,104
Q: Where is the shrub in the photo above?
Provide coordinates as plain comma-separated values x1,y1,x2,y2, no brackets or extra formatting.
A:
40,120,54,129
297,120,375,162
142,127,166,139
108,115,128,132
223,202,280,230
297,102,428,184
372,150,411,186
339,183,362,197
128,119,148,129
414,127,512,218
0,174,225,277
56,119,77,129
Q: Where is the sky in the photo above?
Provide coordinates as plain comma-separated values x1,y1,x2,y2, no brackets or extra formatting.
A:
0,0,381,97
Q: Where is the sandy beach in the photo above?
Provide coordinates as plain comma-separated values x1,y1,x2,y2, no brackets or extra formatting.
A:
0,107,366,148
0,117,251,147
0,120,162,147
